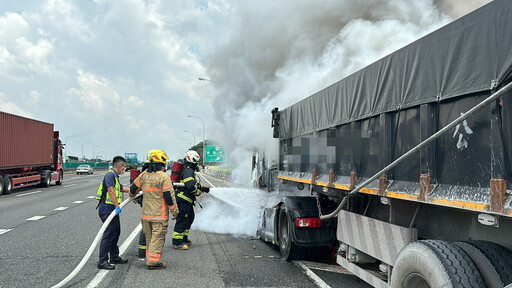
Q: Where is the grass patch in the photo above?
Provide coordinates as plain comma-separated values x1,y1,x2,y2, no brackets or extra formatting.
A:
205,166,233,173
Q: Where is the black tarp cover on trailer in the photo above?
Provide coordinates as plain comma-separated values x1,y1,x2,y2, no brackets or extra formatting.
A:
278,0,512,140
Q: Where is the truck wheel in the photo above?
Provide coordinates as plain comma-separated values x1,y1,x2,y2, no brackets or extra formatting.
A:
41,171,51,187
278,206,306,260
0,176,4,195
456,241,512,287
3,175,12,195
56,171,63,185
391,240,485,288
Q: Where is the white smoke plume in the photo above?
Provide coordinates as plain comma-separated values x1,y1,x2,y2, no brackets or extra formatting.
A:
203,0,490,186
193,187,312,237
190,1,492,237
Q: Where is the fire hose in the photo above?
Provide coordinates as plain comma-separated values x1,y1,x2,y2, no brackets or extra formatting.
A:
52,182,185,288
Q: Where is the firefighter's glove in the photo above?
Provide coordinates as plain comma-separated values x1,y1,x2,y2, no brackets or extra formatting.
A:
193,184,203,196
133,195,143,207
115,207,122,215
170,205,179,218
201,186,210,193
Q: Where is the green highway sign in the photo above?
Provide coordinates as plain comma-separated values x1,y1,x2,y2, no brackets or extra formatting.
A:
205,145,225,162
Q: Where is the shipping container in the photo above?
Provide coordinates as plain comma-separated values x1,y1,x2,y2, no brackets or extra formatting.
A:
0,112,54,169
0,111,64,194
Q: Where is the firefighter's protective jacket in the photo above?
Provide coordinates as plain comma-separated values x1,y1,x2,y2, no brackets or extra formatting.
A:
131,170,177,221
176,162,202,204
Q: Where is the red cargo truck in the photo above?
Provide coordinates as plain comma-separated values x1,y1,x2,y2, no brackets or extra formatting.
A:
0,111,64,195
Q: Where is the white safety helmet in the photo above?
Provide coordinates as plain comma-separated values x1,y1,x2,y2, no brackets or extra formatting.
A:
185,150,200,164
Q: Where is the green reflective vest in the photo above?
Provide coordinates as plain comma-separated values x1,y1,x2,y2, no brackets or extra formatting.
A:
96,170,121,205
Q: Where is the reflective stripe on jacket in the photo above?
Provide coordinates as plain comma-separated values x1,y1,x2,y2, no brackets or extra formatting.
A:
96,170,121,205
133,170,176,221
176,163,200,202
177,191,193,203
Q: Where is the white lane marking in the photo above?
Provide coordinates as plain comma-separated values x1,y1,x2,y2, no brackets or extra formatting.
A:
0,229,13,235
198,173,216,188
63,184,77,188
88,180,97,182
86,223,142,288
26,216,46,221
295,261,332,288
298,260,353,275
87,196,96,199
16,191,42,197
73,201,84,204
54,207,69,211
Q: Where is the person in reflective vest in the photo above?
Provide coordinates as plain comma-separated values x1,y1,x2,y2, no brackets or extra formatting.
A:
130,149,179,269
96,156,130,270
172,150,209,250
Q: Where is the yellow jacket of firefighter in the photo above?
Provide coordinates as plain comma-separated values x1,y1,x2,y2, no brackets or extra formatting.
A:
131,170,177,221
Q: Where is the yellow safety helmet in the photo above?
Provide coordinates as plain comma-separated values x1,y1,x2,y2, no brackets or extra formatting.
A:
146,149,157,162
148,149,168,164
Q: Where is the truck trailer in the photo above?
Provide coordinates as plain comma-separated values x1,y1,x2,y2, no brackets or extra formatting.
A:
259,1,512,287
0,111,64,195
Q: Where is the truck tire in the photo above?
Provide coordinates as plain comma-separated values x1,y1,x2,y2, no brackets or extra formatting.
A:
3,175,12,195
391,240,485,288
56,171,63,185
455,241,512,287
41,171,51,187
278,206,306,260
0,176,4,195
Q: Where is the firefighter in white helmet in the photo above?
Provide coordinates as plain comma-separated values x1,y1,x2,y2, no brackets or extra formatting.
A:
172,150,209,250
130,149,179,269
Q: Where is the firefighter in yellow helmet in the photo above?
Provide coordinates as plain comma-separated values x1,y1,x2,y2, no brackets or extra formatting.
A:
130,149,179,269
132,150,158,258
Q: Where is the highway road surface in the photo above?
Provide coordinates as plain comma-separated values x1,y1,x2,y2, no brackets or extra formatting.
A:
0,170,370,288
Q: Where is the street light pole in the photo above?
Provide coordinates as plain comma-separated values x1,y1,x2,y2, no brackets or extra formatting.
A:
183,130,196,145
64,135,77,163
187,115,205,168
93,145,100,162
82,141,91,161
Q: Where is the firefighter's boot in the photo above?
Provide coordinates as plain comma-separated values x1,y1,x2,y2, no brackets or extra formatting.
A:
173,244,189,250
183,239,192,246
147,262,166,270
138,248,146,258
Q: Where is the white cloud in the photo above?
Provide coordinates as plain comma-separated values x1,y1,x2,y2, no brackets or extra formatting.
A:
0,12,30,41
0,92,34,117
70,69,109,109
15,37,54,74
24,90,41,105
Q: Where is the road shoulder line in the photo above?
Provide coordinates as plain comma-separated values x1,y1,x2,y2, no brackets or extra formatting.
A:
295,260,332,288
86,223,142,288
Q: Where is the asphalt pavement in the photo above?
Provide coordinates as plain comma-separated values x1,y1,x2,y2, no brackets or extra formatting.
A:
0,170,370,288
